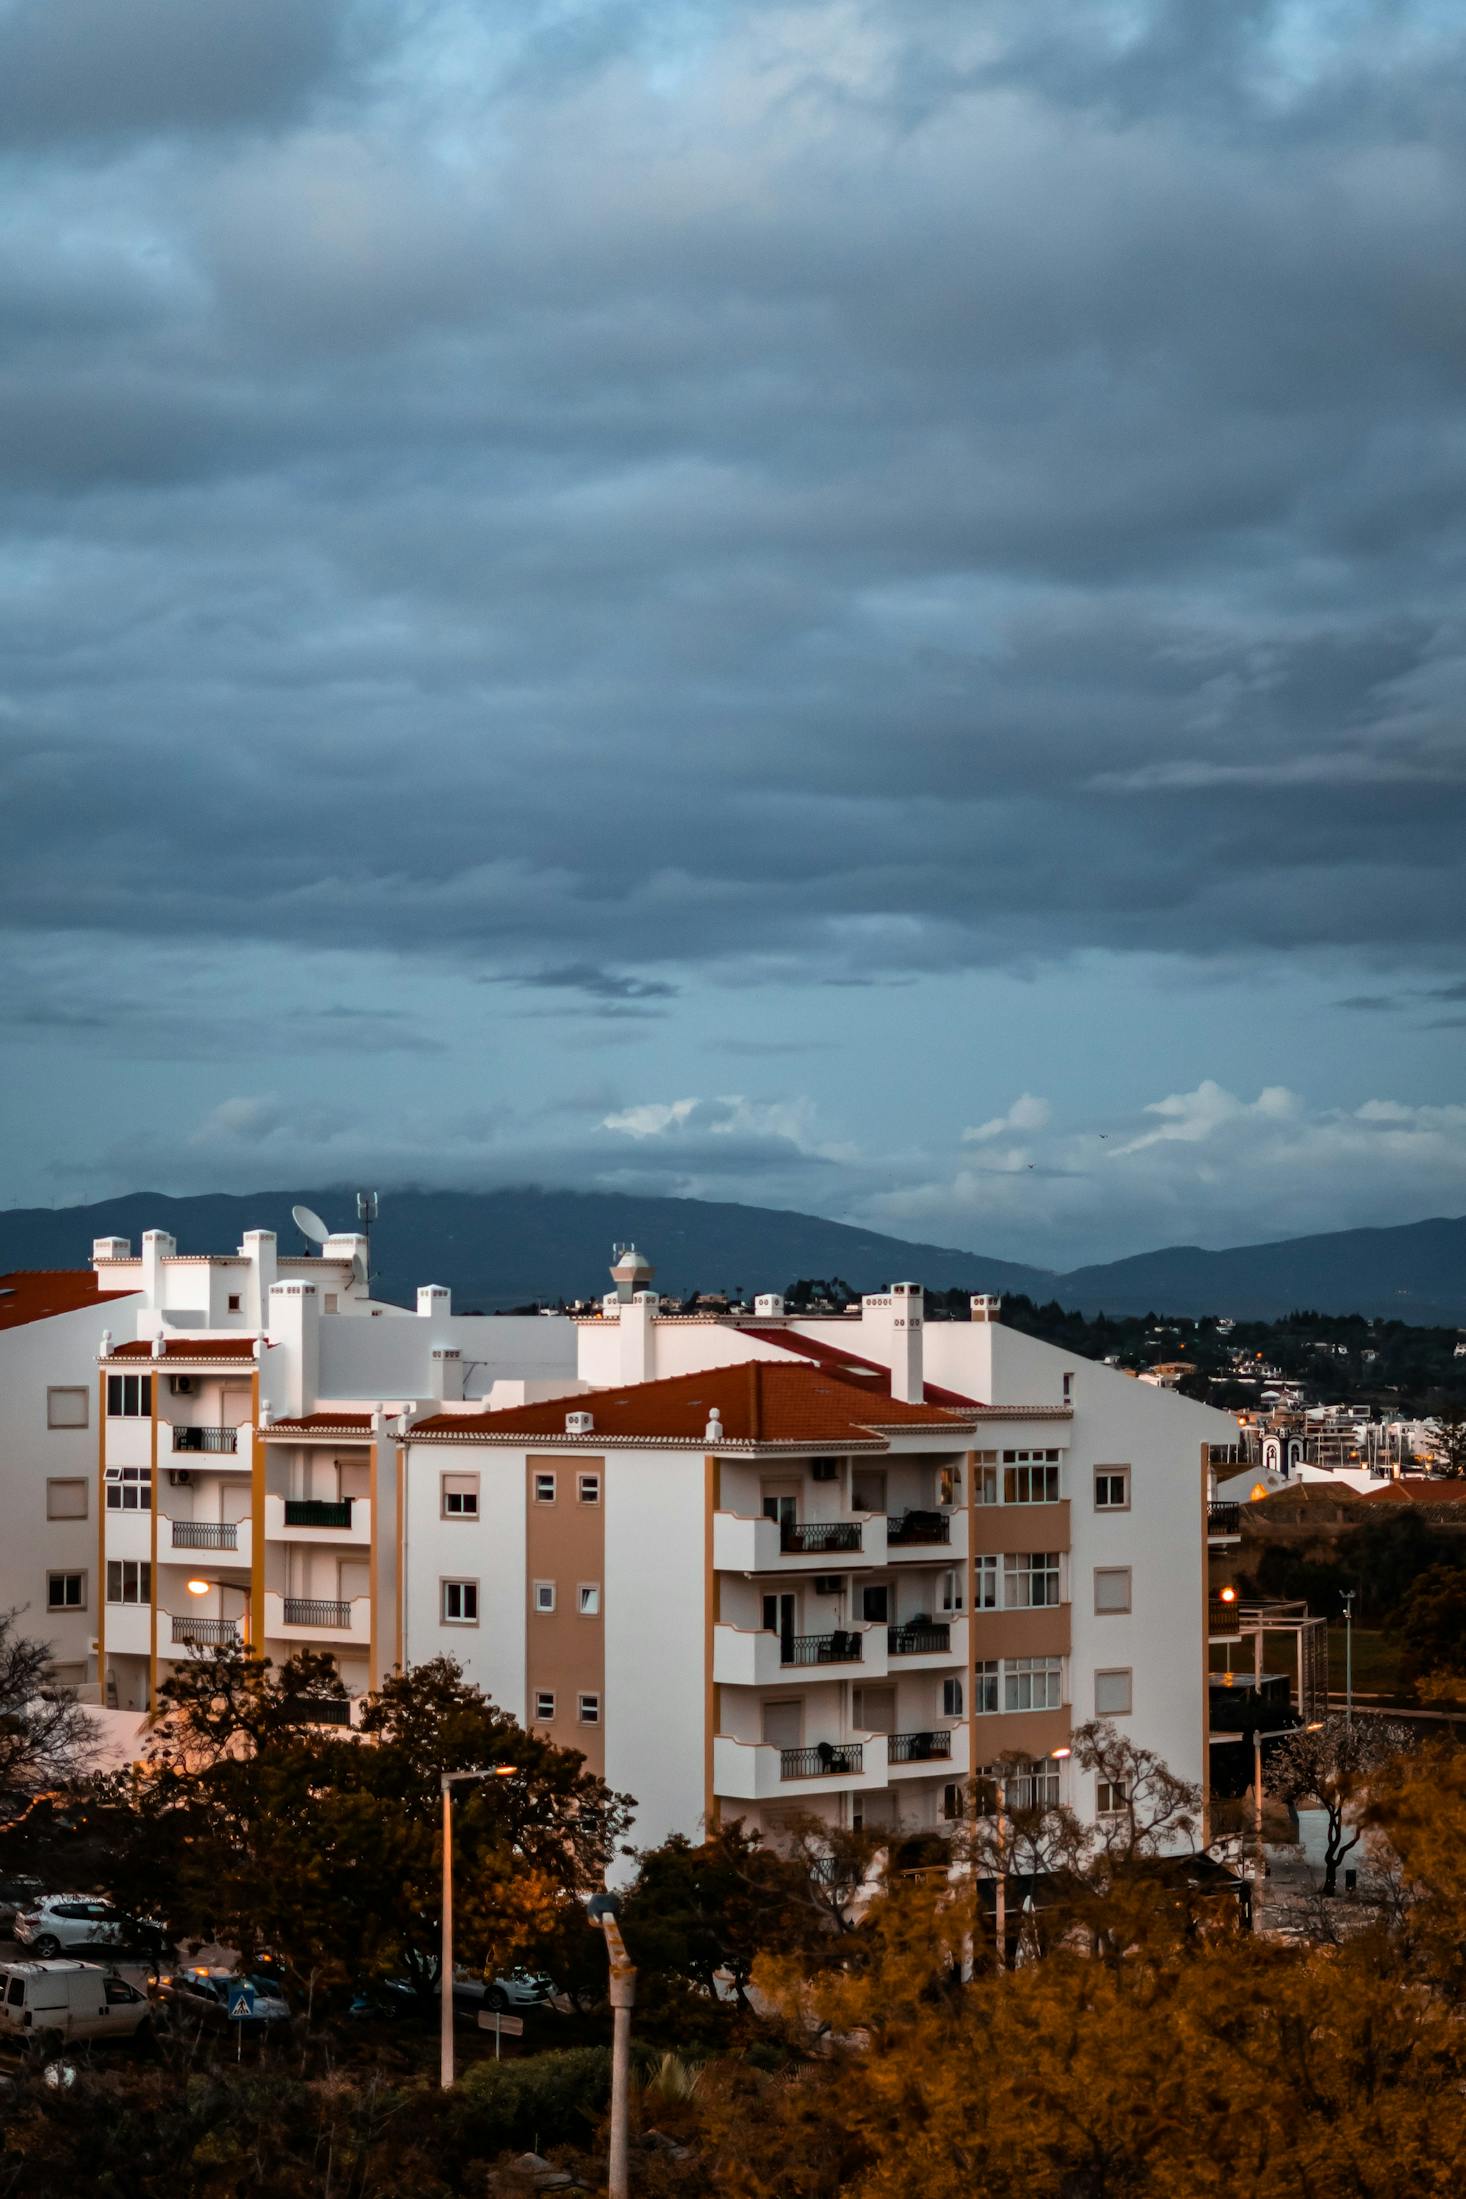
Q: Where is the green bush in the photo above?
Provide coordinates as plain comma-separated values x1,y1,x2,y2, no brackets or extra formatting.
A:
449,2046,612,2156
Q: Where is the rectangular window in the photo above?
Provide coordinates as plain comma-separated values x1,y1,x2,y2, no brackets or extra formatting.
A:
941,1676,964,1717
1095,1668,1133,1717
227,1294,241,1313
533,1581,556,1614
578,1583,601,1617
974,1555,999,1609
1005,1656,1063,1712
941,1782,966,1821
972,1453,999,1505
105,1374,152,1419
533,1471,557,1504
1003,1461,1061,1504
1097,1777,1128,1816
534,1691,556,1721
1094,1567,1132,1615
973,1659,999,1715
441,1579,479,1625
1094,1467,1130,1511
47,1387,89,1429
323,1293,339,1314
577,1472,601,1505
441,1473,479,1519
46,1478,88,1521
47,1572,85,1611
1003,1552,1061,1609
105,1465,151,1513
939,1567,964,1613
978,1760,1060,1811
578,1692,600,1725
106,1559,150,1605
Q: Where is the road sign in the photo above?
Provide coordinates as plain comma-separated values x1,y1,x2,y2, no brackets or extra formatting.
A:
226,1982,257,2021
477,2009,524,2036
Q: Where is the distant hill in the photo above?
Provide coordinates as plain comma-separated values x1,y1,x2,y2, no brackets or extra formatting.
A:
1,1188,1462,1325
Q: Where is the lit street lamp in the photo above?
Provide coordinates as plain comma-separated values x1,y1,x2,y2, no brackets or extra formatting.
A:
439,1766,518,2090
184,1575,252,1647
1340,1590,1356,1723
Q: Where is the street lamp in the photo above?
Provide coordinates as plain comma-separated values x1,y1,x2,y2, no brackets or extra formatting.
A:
993,1745,1072,1968
589,1893,637,2199
1340,1590,1356,1724
439,1766,518,2091
184,1575,252,1648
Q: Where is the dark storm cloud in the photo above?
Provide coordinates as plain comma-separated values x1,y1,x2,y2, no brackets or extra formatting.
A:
1,0,1465,1001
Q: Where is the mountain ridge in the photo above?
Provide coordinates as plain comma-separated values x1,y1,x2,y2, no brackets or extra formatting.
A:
2,1187,1463,1324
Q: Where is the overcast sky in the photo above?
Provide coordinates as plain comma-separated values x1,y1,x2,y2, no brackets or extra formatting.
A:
2,0,1464,1269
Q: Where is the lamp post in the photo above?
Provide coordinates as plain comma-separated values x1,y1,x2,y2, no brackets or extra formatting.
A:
439,1766,518,2091
993,1744,1071,1969
184,1574,252,1648
589,1894,637,2199
1340,1590,1356,1724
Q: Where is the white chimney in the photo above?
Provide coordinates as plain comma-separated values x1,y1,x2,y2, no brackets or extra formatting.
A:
619,1289,659,1385
418,1285,451,1321
705,1406,725,1443
140,1229,175,1305
97,1329,112,1360
970,1294,1002,1324
566,1410,595,1436
753,1293,785,1318
92,1237,130,1264
890,1281,924,1404
431,1348,464,1403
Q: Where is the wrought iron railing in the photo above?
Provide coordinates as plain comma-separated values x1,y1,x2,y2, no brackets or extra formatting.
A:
780,1742,863,1780
283,1597,352,1628
888,1622,952,1656
887,1511,952,1546
1209,1594,1241,1637
284,1698,352,1726
172,1426,239,1454
171,1614,240,1648
171,1520,239,1550
1207,1501,1242,1534
779,1519,862,1554
781,1631,863,1666
888,1729,953,1763
284,1499,354,1530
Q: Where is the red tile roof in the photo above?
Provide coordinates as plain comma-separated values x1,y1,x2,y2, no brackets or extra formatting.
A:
265,1413,374,1436
0,1270,139,1336
106,1337,261,1361
737,1324,985,1408
1366,1477,1466,1503
411,1360,978,1450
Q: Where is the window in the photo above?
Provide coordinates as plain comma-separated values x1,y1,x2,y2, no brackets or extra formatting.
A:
106,1374,151,1418
441,1473,479,1519
534,1691,556,1722
1094,1467,1130,1511
106,1560,150,1605
578,1692,600,1726
47,1387,88,1429
937,1463,959,1506
578,1583,601,1617
1003,1552,1061,1609
941,1676,964,1717
941,1782,967,1821
323,1293,338,1314
973,1659,999,1714
1062,1373,1074,1403
227,1294,241,1313
1095,1668,1133,1717
978,1759,1061,1811
1003,1458,1061,1504
105,1465,151,1513
1097,1777,1129,1816
47,1572,85,1611
533,1471,557,1504
939,1568,964,1613
974,1554,999,1609
441,1579,479,1625
533,1581,556,1614
972,1452,999,1505
1094,1567,1132,1615
46,1478,88,1521
577,1472,601,1505
1005,1656,1063,1712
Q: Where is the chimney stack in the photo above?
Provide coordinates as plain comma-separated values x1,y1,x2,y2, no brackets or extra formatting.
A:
890,1282,924,1404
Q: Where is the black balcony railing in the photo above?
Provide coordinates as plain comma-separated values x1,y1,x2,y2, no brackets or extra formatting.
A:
781,1630,863,1666
1209,1595,1241,1637
284,1698,352,1727
888,1622,952,1656
171,1520,239,1550
781,1742,863,1780
284,1499,354,1530
283,1597,352,1628
1207,1501,1242,1535
172,1426,239,1454
780,1519,862,1554
887,1510,952,1547
171,1614,240,1648
888,1728,954,1764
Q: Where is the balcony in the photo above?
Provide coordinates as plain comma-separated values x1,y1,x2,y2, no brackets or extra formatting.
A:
781,1520,862,1556
170,1520,239,1551
887,1728,953,1764
265,1494,370,1545
781,1741,863,1780
1209,1593,1241,1639
1207,1502,1242,1538
888,1621,949,1657
266,1591,369,1643
170,1614,241,1649
713,1732,889,1801
782,1629,864,1668
283,1698,353,1727
172,1426,239,1455
713,1511,887,1574
714,1621,886,1687
887,1510,951,1549
285,1499,353,1530
285,1597,350,1628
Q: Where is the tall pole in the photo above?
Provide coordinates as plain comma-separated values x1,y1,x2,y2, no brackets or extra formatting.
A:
1252,1727,1264,1926
600,1911,637,2199
440,1780,455,2091
1342,1591,1355,1724
993,1776,1006,1971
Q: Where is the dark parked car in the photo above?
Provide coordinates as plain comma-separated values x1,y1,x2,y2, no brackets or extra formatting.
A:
157,1967,291,2035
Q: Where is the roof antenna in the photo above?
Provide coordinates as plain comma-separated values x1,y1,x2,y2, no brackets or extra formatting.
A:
356,1190,379,1281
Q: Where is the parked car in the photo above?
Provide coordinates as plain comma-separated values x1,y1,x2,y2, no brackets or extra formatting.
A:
349,1970,553,2023
156,1967,292,2034
0,1962,153,2048
12,1896,150,1959
0,1878,44,1933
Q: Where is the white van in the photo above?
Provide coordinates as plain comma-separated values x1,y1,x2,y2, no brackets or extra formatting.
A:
0,1962,153,2047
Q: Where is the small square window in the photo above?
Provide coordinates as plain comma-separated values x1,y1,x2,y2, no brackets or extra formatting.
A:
441,1579,479,1625
534,1690,556,1722
533,1472,557,1504
578,1583,601,1617
533,1581,556,1614
1095,1668,1133,1717
1097,1777,1129,1816
1094,1467,1130,1511
46,1387,89,1430
441,1473,479,1519
577,1472,600,1505
578,1692,600,1725
46,1478,88,1521
47,1573,85,1612
1094,1567,1132,1615
227,1294,241,1313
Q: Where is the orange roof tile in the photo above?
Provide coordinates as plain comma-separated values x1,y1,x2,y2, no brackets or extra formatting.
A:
1366,1477,1466,1503
265,1413,374,1436
736,1323,985,1407
107,1337,261,1362
0,1270,139,1336
411,1360,978,1450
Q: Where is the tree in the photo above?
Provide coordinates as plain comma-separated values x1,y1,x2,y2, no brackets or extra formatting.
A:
1268,1713,1414,1896
1429,1398,1466,1477
0,1606,94,1801
97,1650,633,2008
1396,1563,1466,1688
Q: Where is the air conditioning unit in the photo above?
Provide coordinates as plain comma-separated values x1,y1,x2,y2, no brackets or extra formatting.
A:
168,1469,193,1488
811,1457,840,1482
813,1575,847,1596
169,1374,196,1396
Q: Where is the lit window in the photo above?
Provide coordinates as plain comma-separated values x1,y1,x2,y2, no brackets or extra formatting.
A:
47,1573,85,1611
533,1472,556,1504
578,1583,601,1617
1095,1668,1133,1717
578,1693,600,1725
441,1473,479,1519
441,1579,479,1625
534,1691,556,1722
1094,1568,1132,1615
534,1581,556,1614
1094,1467,1130,1511
47,1387,89,1429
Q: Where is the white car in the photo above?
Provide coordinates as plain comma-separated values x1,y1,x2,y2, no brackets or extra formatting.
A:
0,1962,153,2046
13,1897,141,1959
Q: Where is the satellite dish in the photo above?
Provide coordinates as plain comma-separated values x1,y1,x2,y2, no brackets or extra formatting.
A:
291,1204,330,1247
351,1250,370,1292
